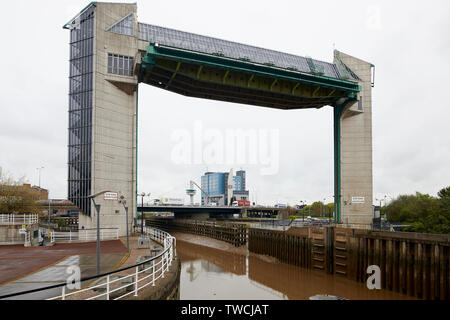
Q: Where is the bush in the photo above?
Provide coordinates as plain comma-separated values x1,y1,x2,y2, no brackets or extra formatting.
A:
386,187,450,234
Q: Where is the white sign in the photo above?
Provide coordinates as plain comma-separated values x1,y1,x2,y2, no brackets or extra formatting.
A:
352,197,365,204
104,192,119,201
19,228,27,234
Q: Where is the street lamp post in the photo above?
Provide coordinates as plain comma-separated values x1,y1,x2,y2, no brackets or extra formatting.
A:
36,167,44,200
137,192,151,249
141,193,144,234
140,192,150,234
119,196,129,251
88,190,114,276
303,201,306,224
48,199,51,239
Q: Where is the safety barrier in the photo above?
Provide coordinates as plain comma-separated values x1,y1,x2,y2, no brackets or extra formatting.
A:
146,218,247,247
0,227,176,300
0,214,38,225
52,228,119,242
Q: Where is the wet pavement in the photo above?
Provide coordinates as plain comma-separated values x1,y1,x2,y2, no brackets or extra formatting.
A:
0,240,127,300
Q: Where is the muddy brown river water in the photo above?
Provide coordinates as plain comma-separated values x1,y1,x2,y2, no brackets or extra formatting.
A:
174,232,415,300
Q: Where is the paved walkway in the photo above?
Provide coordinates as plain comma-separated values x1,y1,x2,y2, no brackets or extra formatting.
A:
0,240,128,300
64,235,163,300
0,234,167,300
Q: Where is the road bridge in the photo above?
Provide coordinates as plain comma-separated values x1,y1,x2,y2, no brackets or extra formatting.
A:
137,205,281,220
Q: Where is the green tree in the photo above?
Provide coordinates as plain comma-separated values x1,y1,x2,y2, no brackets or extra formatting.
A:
0,167,39,215
437,186,450,219
325,203,334,217
310,201,323,216
386,188,450,234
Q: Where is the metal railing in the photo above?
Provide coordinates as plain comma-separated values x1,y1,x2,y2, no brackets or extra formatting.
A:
52,228,119,242
0,214,38,225
249,219,293,230
0,227,176,300
38,227,55,244
337,223,371,230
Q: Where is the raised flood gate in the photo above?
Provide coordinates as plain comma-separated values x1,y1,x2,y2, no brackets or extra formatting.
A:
145,218,247,247
248,226,450,300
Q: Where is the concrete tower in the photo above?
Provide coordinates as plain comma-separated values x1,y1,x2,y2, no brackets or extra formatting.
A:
186,181,196,205
333,50,374,226
65,3,138,236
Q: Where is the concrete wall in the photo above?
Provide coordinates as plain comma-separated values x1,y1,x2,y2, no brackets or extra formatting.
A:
79,3,138,237
334,51,374,226
0,224,39,246
0,225,24,245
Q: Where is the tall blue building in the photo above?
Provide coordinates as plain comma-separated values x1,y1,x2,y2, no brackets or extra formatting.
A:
201,170,249,205
201,172,225,205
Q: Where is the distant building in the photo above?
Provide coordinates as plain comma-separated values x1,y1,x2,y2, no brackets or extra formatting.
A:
0,183,49,201
23,184,49,200
201,169,249,205
37,199,79,231
233,170,249,202
37,199,79,217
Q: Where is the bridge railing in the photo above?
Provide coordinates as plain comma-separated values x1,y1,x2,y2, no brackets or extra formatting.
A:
146,218,247,247
0,213,38,225
47,227,174,300
52,228,119,243
0,227,176,300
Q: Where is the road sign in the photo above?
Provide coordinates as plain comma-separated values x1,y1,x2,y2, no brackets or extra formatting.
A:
104,192,119,201
352,197,365,204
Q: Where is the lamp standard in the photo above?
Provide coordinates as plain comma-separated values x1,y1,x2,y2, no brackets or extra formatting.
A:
322,198,326,217
303,201,306,224
48,199,51,238
88,190,115,275
36,167,44,200
119,196,129,251
139,192,150,234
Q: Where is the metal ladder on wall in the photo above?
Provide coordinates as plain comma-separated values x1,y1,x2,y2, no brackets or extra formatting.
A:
311,228,326,271
334,230,348,276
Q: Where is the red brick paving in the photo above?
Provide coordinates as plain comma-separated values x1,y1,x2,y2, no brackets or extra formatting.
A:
0,240,127,285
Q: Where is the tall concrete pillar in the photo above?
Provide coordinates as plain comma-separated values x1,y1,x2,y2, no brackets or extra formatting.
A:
333,51,374,226
69,3,139,236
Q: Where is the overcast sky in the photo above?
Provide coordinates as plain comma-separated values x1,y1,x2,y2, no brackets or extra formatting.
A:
0,0,449,206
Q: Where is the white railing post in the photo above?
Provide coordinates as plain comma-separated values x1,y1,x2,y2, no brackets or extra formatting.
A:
134,266,139,297
174,238,177,257
161,254,165,279
152,260,156,286
62,286,66,300
69,230,72,242
167,252,170,271
106,275,110,300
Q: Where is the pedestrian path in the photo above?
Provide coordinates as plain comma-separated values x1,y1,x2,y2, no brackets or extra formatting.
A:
0,240,128,300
